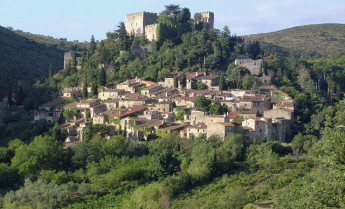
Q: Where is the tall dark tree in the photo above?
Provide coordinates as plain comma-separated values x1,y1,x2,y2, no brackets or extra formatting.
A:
115,22,131,51
16,85,25,106
82,79,88,99
89,35,97,53
247,40,261,59
178,7,191,23
98,67,106,86
162,4,181,16
7,89,14,106
91,82,98,96
219,73,226,91
179,73,187,89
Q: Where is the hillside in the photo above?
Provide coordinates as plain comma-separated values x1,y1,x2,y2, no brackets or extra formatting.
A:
0,26,64,97
244,23,345,58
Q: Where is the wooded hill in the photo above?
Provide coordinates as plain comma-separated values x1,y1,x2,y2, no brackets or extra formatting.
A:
0,26,87,98
244,23,345,58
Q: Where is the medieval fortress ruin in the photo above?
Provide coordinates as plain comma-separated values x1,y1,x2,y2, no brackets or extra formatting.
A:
125,11,215,41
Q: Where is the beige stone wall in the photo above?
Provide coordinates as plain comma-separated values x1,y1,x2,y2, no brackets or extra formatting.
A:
187,127,206,138
145,24,158,41
196,12,214,30
264,108,293,120
204,115,229,125
126,12,157,36
235,59,263,76
242,118,272,142
190,110,205,124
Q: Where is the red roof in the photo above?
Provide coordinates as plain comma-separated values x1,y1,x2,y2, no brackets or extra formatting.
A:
228,111,239,119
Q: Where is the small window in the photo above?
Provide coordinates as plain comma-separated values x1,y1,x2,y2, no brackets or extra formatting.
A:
260,129,262,133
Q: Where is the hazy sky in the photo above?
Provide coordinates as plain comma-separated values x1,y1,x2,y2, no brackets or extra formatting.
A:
1,0,344,41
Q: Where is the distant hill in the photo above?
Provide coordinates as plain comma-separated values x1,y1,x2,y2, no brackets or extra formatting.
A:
244,23,345,58
0,26,87,98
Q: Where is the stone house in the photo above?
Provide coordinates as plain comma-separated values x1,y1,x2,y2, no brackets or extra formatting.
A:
63,88,81,98
141,85,164,97
206,122,236,140
89,104,107,118
116,78,146,93
188,110,205,124
264,108,294,121
186,122,207,138
238,94,271,113
273,99,296,111
242,118,273,142
186,72,205,89
234,58,263,76
148,101,174,113
34,97,66,123
193,75,220,91
93,114,108,125
104,99,120,110
98,89,126,100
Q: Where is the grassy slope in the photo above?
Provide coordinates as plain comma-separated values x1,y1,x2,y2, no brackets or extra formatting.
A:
244,23,345,58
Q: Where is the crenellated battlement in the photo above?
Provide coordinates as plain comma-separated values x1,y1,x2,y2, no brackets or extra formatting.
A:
145,23,158,29
126,11,157,18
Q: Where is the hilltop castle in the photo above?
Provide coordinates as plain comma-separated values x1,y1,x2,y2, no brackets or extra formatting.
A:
125,11,214,41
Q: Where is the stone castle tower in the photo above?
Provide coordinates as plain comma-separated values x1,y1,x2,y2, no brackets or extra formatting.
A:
195,11,214,30
125,12,158,36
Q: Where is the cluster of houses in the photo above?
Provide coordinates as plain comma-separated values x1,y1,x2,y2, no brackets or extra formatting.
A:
34,58,295,146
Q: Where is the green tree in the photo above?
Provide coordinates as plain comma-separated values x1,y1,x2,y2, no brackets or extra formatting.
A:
63,108,78,121
16,85,25,106
219,73,226,90
98,67,107,86
91,82,98,96
193,96,211,112
82,79,88,99
209,100,227,115
89,35,97,53
11,135,65,177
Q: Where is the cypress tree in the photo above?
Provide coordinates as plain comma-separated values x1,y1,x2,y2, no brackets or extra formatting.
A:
82,80,88,99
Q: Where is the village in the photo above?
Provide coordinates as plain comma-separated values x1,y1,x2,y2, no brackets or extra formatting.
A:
34,54,295,147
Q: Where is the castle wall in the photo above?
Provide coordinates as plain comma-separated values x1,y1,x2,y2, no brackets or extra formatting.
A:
145,24,158,41
235,58,263,76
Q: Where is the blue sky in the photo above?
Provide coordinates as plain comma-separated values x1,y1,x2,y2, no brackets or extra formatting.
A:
1,0,344,41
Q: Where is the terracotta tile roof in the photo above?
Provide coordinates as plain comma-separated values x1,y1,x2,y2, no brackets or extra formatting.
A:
228,111,239,119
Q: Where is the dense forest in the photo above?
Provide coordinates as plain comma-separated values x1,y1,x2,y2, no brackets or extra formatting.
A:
1,5,345,209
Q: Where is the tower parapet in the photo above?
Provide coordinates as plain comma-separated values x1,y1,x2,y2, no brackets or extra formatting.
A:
195,11,214,30
126,11,157,36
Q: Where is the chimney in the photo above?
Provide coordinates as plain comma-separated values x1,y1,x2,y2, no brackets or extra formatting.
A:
196,72,199,77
